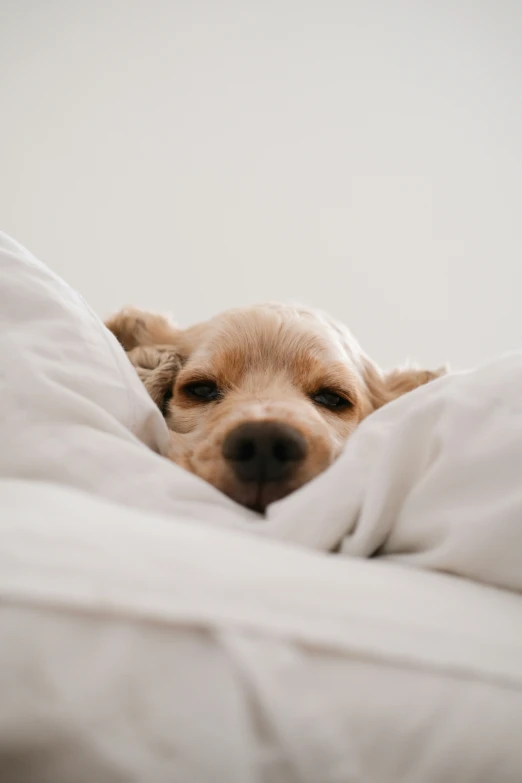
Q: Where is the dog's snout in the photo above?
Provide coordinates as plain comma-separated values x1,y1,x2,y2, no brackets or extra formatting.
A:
222,421,307,483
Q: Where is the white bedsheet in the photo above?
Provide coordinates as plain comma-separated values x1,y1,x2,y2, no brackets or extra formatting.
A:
1,230,522,782
269,352,522,592
1,478,522,783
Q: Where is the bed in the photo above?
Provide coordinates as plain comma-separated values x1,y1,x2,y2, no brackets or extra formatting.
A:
1,231,521,783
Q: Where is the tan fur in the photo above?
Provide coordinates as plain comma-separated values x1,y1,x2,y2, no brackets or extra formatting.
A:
106,303,446,511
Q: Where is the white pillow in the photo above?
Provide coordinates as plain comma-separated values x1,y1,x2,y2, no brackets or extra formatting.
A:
0,231,252,526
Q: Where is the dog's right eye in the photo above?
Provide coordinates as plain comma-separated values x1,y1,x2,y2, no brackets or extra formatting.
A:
312,389,352,410
184,382,222,401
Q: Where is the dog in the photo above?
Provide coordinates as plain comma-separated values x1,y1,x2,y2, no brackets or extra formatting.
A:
106,304,445,512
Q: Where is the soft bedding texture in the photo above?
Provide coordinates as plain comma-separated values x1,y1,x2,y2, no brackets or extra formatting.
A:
1,231,521,782
1,231,521,590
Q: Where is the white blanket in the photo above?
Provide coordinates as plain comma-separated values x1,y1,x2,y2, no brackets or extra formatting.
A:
269,353,522,593
1,476,522,783
1,230,520,593
1,231,522,782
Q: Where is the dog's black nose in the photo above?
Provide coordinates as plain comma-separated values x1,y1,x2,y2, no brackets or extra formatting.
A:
222,421,307,483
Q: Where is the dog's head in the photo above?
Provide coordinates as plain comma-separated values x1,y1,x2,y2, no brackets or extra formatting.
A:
106,304,445,512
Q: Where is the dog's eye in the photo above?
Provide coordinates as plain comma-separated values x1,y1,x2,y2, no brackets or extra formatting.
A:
312,390,351,410
184,382,221,401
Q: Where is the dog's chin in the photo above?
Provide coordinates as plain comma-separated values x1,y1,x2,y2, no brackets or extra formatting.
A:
170,445,318,514
222,479,302,515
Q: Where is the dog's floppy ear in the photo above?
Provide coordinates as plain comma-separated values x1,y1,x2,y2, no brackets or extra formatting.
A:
127,345,183,413
362,356,447,411
105,306,180,351
105,307,183,415
319,310,447,413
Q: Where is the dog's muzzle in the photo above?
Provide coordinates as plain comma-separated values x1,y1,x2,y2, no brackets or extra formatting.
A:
222,420,307,487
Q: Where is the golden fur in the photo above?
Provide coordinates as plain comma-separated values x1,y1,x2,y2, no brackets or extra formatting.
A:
106,304,445,511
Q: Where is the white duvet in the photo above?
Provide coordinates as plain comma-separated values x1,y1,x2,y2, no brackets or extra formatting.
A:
270,351,522,593
1,231,521,782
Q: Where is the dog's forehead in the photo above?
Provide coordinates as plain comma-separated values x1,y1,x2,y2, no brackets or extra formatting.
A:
184,306,349,369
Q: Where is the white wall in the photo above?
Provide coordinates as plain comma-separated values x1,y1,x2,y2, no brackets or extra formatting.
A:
1,1,522,369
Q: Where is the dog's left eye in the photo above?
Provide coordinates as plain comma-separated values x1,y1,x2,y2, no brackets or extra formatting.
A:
184,382,222,401
312,390,351,410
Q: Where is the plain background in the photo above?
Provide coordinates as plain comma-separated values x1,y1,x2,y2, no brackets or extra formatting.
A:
1,1,521,369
